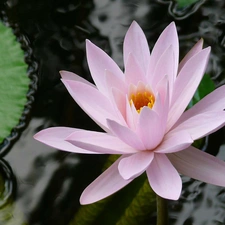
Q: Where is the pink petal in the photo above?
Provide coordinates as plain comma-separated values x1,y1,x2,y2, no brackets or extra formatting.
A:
107,119,145,150
167,47,211,131
155,130,193,154
62,80,124,131
123,21,150,73
171,111,225,140
105,70,126,95
80,156,133,204
151,46,175,94
176,85,225,124
125,94,139,130
154,75,169,102
178,39,203,73
33,127,99,154
66,130,137,154
111,88,127,122
152,92,163,115
118,151,154,180
168,146,225,186
86,40,123,94
124,53,146,86
148,22,179,80
137,107,164,150
103,72,127,125
60,70,95,87
153,78,170,126
146,153,182,200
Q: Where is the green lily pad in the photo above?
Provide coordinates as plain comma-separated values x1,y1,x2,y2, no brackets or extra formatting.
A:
0,22,30,144
175,0,199,8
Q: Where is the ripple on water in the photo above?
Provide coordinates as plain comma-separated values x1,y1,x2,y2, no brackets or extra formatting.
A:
169,144,225,225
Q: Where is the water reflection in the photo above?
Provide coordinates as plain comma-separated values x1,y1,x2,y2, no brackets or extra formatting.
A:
0,158,18,224
0,159,16,208
5,118,106,225
169,143,225,225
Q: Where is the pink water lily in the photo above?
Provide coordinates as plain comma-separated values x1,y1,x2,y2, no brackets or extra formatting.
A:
34,21,225,205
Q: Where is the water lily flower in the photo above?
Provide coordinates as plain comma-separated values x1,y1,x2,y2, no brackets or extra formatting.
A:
34,21,225,205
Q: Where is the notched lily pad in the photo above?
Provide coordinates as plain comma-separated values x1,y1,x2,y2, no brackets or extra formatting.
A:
0,21,37,154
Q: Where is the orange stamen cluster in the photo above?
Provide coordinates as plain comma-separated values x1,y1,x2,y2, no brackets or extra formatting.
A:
130,91,155,113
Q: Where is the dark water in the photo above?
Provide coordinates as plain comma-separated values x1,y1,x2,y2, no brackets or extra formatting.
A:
0,0,225,224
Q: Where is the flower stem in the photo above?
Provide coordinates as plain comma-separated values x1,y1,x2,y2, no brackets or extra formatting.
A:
156,195,168,225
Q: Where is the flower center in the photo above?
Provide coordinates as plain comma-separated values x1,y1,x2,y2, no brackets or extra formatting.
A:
130,91,155,113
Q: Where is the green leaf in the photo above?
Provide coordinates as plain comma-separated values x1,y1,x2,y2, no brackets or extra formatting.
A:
175,0,199,8
0,22,30,143
188,74,215,109
115,178,156,225
69,155,119,225
70,156,156,225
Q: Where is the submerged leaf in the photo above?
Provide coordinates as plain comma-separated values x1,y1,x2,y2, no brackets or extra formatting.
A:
116,178,156,225
0,22,30,143
70,155,156,225
188,74,215,108
69,155,119,225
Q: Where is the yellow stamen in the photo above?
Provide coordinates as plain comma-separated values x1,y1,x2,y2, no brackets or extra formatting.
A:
130,91,155,113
